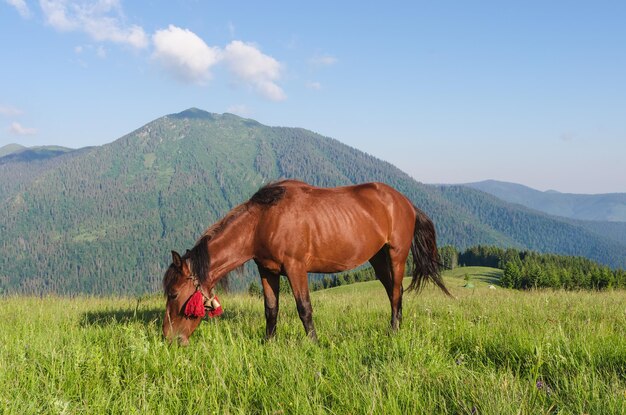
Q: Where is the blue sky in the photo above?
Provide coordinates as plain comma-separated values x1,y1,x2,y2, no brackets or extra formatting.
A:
1,1,625,194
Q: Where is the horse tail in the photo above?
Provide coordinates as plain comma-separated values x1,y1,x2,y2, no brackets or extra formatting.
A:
407,207,453,297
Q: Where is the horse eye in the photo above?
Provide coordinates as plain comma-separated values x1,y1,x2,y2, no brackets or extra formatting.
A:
167,292,178,300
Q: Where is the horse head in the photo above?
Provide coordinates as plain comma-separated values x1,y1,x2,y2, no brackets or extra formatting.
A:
162,250,205,345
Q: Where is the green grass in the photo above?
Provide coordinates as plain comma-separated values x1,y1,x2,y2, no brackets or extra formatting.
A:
1,268,625,414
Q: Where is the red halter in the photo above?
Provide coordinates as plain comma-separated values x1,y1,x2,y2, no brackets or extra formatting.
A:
183,274,223,318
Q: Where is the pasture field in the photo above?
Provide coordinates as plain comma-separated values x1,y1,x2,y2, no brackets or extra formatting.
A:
1,267,625,414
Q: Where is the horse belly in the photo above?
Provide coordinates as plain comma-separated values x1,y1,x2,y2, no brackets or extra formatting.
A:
303,213,387,273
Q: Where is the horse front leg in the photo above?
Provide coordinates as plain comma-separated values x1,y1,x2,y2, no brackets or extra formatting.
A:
295,292,317,341
285,262,317,341
257,265,280,340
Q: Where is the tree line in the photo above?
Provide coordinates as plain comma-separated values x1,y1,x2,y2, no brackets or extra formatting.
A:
442,245,626,290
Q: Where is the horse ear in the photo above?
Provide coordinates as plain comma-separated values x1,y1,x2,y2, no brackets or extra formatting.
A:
171,251,183,268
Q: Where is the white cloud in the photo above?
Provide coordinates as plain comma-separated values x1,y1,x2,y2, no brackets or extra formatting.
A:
150,28,287,100
310,54,338,67
0,105,23,117
13,1,287,101
39,0,77,31
5,0,31,18
152,25,222,84
39,0,148,49
306,81,322,90
223,41,286,101
9,122,37,136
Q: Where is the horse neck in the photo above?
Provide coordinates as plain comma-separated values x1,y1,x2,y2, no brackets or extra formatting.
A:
205,208,258,287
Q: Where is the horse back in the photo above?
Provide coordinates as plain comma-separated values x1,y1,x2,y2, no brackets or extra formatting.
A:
252,181,415,273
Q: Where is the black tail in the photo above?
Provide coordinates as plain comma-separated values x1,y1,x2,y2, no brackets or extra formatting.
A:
407,207,453,297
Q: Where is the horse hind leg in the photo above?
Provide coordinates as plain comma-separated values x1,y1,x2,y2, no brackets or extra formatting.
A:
369,246,403,330
388,247,407,328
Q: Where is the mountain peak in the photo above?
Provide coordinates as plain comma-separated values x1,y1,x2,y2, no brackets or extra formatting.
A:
165,108,261,128
169,108,218,120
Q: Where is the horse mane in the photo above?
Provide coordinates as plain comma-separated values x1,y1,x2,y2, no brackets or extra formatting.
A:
249,181,286,205
183,182,288,287
185,235,212,286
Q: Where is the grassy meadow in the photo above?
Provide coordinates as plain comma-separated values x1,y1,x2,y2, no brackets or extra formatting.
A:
1,267,625,414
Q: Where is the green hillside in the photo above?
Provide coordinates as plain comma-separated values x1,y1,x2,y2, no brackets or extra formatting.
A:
0,108,624,295
0,146,89,206
576,219,626,246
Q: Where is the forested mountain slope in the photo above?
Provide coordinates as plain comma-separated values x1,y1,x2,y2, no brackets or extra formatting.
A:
1,109,624,295
574,220,626,247
465,180,626,222
0,146,91,203
436,186,626,268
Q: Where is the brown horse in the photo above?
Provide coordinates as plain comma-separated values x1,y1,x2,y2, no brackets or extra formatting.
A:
162,180,451,344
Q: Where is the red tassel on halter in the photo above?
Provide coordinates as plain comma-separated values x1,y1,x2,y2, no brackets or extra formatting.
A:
207,295,223,318
184,291,206,318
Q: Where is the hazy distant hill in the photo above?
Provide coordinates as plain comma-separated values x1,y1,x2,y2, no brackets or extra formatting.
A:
1,109,624,295
0,143,26,157
464,180,626,222
0,144,75,163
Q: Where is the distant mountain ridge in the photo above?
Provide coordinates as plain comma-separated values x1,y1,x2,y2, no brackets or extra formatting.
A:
0,143,26,157
1,109,624,295
464,180,626,222
0,144,76,163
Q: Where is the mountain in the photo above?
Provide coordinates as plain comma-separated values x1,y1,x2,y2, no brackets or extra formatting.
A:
1,109,624,295
574,219,626,247
0,144,79,202
436,185,626,263
464,180,626,222
0,144,75,163
0,143,26,157
0,146,89,205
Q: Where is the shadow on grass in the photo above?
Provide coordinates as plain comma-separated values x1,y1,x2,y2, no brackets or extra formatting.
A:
472,270,502,285
80,307,163,327
80,305,259,328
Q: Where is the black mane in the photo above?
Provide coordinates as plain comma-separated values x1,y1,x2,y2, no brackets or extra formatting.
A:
249,182,286,206
185,235,211,285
